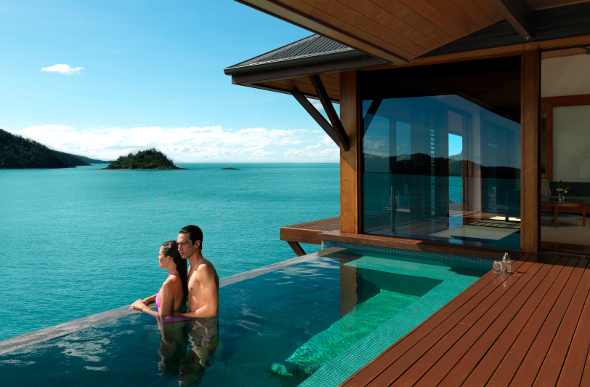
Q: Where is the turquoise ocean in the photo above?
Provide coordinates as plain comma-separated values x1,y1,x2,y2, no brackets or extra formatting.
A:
0,163,340,341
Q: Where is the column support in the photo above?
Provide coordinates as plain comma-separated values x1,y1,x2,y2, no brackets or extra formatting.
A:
521,43,541,252
340,71,361,234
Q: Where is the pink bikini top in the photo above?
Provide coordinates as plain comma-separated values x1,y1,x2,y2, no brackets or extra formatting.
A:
155,270,189,323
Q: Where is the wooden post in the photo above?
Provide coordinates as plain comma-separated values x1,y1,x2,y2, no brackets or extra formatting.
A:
340,71,361,234
287,241,306,257
521,43,540,252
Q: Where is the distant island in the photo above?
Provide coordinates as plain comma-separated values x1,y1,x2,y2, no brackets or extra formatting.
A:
221,167,239,170
0,128,107,169
105,148,183,170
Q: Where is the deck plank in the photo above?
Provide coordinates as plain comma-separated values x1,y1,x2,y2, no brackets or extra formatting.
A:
558,275,590,386
536,259,590,386
399,256,542,386
342,254,533,386
488,257,577,386
462,255,568,386
341,252,590,387
413,253,555,386
477,256,578,386
441,254,560,386
511,258,588,386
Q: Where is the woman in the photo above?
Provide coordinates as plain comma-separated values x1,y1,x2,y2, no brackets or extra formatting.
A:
130,240,189,323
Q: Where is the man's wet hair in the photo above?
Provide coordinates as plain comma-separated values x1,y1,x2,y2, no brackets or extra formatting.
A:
179,225,203,250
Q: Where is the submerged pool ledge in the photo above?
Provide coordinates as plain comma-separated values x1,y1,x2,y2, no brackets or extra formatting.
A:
0,306,135,356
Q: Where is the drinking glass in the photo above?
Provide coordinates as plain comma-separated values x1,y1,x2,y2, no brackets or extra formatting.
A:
493,260,503,274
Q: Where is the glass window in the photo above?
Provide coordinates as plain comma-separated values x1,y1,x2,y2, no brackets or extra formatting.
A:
361,57,521,249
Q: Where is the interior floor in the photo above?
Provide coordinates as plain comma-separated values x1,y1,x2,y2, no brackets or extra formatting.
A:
366,210,590,255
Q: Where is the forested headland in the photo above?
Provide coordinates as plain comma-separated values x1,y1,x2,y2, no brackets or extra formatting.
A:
0,129,105,169
105,148,182,170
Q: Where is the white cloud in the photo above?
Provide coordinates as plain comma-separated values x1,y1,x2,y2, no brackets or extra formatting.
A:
9,124,339,163
41,64,85,75
284,147,339,159
363,140,388,157
321,136,335,146
310,99,324,111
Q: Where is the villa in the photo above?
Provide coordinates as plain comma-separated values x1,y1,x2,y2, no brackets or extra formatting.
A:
225,1,590,385
4,2,590,386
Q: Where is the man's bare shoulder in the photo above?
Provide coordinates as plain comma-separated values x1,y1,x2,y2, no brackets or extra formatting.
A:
195,260,216,274
195,260,219,283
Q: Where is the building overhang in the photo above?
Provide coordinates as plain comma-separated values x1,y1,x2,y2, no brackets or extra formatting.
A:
227,1,590,102
234,1,590,62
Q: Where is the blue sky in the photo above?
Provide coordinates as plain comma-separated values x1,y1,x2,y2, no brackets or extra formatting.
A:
0,1,339,162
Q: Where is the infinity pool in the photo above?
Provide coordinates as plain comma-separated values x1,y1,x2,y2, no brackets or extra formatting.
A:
0,244,490,386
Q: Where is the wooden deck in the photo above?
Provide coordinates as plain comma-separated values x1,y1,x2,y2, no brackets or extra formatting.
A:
280,217,340,256
342,251,590,386
281,218,590,385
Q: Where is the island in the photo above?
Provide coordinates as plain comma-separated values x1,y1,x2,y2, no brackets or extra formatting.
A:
105,148,183,170
0,128,107,169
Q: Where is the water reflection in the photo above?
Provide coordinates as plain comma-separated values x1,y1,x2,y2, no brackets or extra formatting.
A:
158,320,188,377
157,317,221,386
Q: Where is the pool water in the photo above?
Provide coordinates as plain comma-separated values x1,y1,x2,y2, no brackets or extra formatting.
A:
0,246,490,386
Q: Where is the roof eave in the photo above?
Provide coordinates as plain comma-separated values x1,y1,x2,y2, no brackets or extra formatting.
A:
225,50,388,85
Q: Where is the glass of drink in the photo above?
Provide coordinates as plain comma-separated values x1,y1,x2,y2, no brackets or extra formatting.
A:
493,260,503,274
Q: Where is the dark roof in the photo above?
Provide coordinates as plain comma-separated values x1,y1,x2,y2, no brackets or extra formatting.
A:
224,34,381,76
226,2,590,81
423,1,590,58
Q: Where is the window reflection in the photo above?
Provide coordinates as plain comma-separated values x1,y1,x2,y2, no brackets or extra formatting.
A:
361,58,521,249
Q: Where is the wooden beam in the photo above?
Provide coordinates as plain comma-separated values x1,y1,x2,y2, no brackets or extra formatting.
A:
489,0,533,39
541,94,590,107
309,75,350,151
287,241,306,257
520,43,540,252
340,71,361,234
290,87,342,147
545,102,553,181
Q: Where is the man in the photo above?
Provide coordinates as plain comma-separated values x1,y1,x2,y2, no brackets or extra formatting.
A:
176,225,219,318
175,225,221,376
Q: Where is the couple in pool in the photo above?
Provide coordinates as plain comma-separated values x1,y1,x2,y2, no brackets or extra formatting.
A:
130,225,219,321
130,225,220,378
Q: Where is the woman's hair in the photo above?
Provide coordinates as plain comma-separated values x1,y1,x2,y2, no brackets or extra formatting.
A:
162,240,188,305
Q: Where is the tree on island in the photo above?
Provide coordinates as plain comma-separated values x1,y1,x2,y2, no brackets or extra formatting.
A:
106,148,182,170
0,128,101,169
